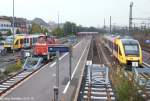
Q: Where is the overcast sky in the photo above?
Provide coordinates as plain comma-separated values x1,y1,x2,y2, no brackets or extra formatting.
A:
0,0,149,27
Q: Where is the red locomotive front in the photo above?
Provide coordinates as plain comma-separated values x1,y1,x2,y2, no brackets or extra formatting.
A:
34,36,48,56
33,36,59,60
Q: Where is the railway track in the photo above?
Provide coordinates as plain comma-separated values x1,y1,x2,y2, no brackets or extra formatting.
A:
0,50,23,69
133,67,150,100
0,60,47,97
0,52,57,97
78,36,115,101
141,44,150,52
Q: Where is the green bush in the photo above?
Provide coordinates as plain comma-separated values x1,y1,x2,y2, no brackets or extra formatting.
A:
0,70,5,79
111,67,145,101
4,60,22,76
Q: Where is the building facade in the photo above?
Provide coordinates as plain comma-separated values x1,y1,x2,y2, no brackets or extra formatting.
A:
0,18,12,34
0,16,28,34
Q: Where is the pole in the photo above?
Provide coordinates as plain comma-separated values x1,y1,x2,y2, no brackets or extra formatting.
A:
54,51,59,101
54,86,58,101
110,16,112,34
104,18,106,31
69,46,72,81
56,51,59,90
12,0,15,53
58,12,59,29
91,36,93,60
72,24,73,34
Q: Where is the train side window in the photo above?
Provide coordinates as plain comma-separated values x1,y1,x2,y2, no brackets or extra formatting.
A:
34,38,36,43
32,38,34,43
114,44,117,51
30,38,32,44
33,38,36,43
114,44,118,53
27,38,29,43
24,38,26,43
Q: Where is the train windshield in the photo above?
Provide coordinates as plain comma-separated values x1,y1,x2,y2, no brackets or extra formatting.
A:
124,44,139,56
5,36,13,44
37,37,46,44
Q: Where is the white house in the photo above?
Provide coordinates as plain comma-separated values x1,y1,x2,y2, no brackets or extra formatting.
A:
0,19,11,34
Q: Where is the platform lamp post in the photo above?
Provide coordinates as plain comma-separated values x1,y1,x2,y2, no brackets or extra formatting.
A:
53,12,60,101
12,0,15,53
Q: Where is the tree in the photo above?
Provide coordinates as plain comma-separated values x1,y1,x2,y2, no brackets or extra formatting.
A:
42,28,49,35
16,29,20,34
71,23,77,34
52,28,64,37
7,30,12,36
30,23,42,34
63,21,77,35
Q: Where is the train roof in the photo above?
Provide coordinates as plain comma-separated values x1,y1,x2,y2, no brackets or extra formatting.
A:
104,34,139,44
103,35,116,42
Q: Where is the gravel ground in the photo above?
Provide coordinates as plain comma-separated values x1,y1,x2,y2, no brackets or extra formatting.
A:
142,50,150,64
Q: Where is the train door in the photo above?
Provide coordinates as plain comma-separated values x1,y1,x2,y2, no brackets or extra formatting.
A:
33,37,36,46
118,46,123,63
26,38,29,48
30,38,32,47
23,38,26,48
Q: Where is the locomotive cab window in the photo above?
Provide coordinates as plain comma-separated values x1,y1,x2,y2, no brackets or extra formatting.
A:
123,44,139,56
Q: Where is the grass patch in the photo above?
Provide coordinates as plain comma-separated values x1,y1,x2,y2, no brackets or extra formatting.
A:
3,60,23,76
110,65,145,101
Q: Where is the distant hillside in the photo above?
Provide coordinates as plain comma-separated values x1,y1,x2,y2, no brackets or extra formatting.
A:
32,18,48,26
48,21,64,29
31,18,64,32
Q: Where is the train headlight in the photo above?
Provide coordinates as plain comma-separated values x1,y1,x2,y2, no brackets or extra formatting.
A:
43,53,46,55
